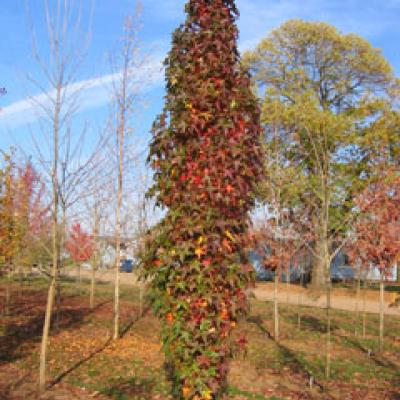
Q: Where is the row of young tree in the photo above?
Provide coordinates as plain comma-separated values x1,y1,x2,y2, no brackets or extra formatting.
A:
1,1,399,399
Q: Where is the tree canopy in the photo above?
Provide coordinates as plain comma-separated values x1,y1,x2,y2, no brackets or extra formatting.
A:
244,19,400,288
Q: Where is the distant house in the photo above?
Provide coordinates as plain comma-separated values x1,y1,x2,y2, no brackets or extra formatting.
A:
94,235,136,270
249,247,398,283
365,264,398,282
248,249,305,282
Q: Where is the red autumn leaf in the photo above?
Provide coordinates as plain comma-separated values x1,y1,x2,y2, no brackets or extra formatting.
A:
66,223,94,263
202,257,212,267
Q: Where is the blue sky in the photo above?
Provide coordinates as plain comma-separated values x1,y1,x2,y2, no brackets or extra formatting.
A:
0,0,399,157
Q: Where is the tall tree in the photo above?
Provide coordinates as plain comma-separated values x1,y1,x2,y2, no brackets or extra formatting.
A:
108,2,144,340
243,20,398,290
26,0,92,390
244,20,399,378
142,1,262,399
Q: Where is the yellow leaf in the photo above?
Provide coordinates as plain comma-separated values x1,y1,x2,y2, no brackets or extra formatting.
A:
225,230,234,241
195,247,205,258
202,390,213,400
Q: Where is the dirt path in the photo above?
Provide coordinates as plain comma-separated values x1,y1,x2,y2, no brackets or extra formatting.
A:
66,268,139,286
67,270,400,317
254,283,400,316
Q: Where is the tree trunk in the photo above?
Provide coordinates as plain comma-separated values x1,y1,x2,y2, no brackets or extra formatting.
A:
39,77,60,393
55,269,62,331
55,206,67,331
325,279,332,379
39,273,56,391
311,235,327,290
114,253,120,339
4,266,12,317
90,211,100,310
361,277,367,338
114,138,123,339
286,264,290,308
379,277,385,353
90,265,96,309
112,55,127,340
354,264,361,336
322,209,331,379
274,272,279,341
297,271,304,329
114,139,123,339
139,279,144,317
78,263,82,297
39,213,59,391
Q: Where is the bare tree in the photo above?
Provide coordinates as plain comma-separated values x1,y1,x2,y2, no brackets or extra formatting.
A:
26,0,92,391
108,2,146,340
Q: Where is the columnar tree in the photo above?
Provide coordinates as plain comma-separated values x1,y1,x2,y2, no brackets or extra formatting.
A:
142,1,262,399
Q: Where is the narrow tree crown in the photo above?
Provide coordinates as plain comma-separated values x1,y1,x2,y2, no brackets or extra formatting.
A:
143,1,262,399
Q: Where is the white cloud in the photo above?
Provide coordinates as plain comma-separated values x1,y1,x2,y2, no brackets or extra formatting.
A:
3,0,398,130
0,55,165,128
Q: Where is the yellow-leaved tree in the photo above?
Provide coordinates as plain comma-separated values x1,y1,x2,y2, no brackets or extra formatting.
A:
244,19,399,378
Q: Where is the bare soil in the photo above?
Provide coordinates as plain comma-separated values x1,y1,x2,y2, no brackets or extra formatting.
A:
254,282,400,316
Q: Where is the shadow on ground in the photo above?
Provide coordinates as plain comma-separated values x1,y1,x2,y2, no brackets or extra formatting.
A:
0,288,109,365
247,314,328,394
290,314,339,333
